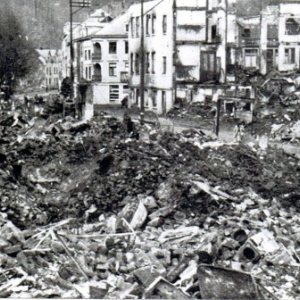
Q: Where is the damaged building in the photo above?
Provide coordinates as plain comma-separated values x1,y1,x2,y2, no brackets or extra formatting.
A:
128,0,238,115
238,0,300,75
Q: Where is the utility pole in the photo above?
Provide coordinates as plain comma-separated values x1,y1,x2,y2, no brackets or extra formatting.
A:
140,0,145,123
69,0,91,99
70,0,74,99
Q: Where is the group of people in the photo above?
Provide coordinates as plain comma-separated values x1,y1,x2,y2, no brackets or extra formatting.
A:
234,123,245,143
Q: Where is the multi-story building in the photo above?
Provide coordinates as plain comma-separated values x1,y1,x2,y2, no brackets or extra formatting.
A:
61,9,112,81
74,12,129,105
237,16,261,70
238,1,300,75
36,49,62,90
128,0,238,115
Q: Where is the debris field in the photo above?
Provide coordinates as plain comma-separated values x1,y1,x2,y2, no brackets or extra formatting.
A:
0,107,300,299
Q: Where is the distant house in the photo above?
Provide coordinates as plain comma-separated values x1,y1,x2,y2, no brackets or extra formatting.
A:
74,12,130,105
36,49,62,90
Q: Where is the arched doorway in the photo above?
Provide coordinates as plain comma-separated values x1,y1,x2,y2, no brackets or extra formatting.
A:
93,43,101,60
93,63,101,82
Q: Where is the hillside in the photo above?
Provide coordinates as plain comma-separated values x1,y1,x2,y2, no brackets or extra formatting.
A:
0,0,134,49
0,0,293,49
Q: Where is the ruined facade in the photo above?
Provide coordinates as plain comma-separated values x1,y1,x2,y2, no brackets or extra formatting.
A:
238,1,300,75
128,0,238,114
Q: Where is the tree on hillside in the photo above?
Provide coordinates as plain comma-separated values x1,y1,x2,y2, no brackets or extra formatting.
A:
0,8,39,94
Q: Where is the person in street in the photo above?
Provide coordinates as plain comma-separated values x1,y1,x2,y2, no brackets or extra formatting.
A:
24,95,29,113
239,123,245,141
234,124,241,142
24,94,29,106
121,96,128,109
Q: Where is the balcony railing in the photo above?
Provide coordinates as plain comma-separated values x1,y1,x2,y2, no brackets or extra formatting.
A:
92,75,102,82
267,39,279,47
241,38,260,46
92,53,102,61
120,72,129,83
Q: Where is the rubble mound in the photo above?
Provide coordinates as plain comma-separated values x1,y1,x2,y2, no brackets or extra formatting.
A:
0,110,300,298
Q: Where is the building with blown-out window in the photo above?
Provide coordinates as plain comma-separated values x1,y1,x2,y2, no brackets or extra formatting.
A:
128,0,238,115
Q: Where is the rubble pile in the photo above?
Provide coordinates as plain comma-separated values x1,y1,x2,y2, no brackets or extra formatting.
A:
0,110,300,298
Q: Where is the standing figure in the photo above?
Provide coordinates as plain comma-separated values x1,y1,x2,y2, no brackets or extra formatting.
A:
239,123,245,141
234,124,241,142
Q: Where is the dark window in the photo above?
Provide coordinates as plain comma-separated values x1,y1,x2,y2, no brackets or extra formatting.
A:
125,24,129,32
93,63,101,81
152,90,157,107
211,25,217,39
152,15,156,35
109,63,117,76
145,90,149,107
125,41,128,54
267,25,278,39
243,28,251,38
136,53,140,75
109,42,117,54
163,56,167,74
146,52,150,74
130,53,134,74
89,66,92,79
93,42,101,59
151,52,156,74
163,15,167,34
146,15,151,35
136,88,139,105
286,18,300,35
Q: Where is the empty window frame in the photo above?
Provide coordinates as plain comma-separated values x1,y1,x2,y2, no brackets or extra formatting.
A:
285,18,300,35
162,15,167,34
243,28,251,38
244,49,258,68
285,48,295,64
109,63,117,76
109,42,117,54
211,25,217,40
162,56,167,74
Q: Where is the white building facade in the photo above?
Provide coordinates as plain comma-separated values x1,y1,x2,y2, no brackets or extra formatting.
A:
128,0,238,115
75,12,129,105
